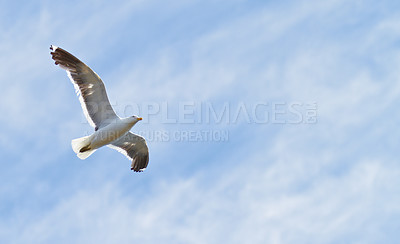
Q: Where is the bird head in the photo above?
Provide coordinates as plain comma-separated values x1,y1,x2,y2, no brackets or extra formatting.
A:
131,115,143,123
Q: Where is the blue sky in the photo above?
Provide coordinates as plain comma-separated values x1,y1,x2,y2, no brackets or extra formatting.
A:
1,0,400,243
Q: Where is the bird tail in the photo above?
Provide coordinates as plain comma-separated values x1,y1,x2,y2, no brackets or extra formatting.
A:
71,135,97,159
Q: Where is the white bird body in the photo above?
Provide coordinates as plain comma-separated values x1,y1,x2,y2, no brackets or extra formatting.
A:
51,45,149,172
93,117,139,148
71,117,141,159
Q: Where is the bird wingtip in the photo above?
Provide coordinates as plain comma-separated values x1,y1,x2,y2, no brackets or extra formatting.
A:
131,167,146,172
50,45,58,51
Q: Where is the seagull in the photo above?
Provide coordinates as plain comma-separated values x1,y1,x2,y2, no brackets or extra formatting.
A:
50,45,149,172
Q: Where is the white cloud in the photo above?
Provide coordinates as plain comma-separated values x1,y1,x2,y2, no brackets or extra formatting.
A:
5,154,398,244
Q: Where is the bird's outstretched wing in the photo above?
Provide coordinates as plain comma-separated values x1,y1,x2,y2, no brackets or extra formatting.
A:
50,45,118,129
108,132,149,172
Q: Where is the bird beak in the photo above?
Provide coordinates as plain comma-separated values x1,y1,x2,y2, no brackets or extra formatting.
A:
137,117,142,121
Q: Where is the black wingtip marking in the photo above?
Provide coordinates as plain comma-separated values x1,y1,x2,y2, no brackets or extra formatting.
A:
130,154,149,172
131,167,144,172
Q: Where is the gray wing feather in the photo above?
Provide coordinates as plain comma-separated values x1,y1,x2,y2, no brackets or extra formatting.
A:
50,45,118,129
108,132,149,172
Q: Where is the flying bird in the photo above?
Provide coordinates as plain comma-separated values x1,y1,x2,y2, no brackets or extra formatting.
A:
50,45,149,172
